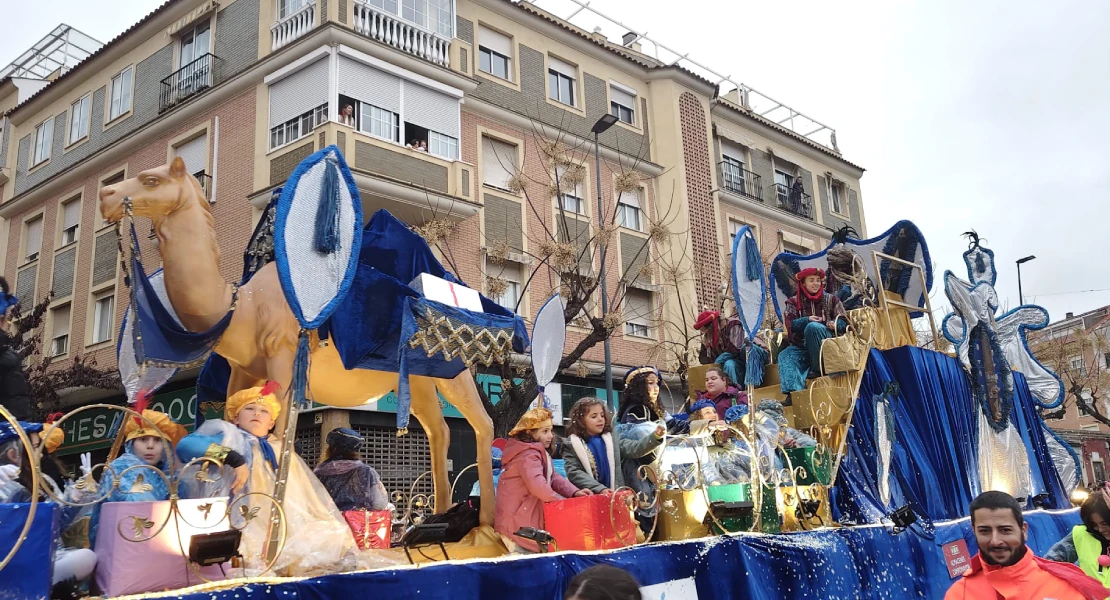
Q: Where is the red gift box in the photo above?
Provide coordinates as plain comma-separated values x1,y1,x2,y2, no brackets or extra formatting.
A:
342,509,392,550
543,491,637,551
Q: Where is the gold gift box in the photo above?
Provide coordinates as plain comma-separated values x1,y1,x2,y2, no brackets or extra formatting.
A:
777,485,832,532
656,488,709,541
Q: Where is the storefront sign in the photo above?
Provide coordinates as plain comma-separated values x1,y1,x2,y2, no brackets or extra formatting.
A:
943,539,971,578
55,387,221,456
339,373,518,418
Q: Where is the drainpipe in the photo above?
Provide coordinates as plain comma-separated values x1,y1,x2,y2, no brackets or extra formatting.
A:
210,115,219,204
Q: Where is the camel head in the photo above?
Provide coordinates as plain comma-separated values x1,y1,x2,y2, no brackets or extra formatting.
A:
98,157,206,224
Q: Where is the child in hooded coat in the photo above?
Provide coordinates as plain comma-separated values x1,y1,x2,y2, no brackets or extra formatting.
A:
495,407,590,551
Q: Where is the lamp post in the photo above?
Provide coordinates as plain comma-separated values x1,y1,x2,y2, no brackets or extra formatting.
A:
592,113,619,409
1016,255,1036,305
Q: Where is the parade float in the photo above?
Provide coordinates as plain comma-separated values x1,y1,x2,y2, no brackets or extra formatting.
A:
0,148,1083,599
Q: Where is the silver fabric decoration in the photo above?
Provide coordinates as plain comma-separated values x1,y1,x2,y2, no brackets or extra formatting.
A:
1043,429,1080,496
977,411,1033,499
875,399,893,508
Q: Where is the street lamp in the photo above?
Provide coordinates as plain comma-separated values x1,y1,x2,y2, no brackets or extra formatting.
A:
1016,255,1036,305
592,113,619,409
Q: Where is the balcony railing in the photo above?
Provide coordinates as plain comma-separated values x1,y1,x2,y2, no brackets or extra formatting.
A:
770,183,813,220
353,1,451,67
159,54,223,113
717,162,763,200
272,2,316,51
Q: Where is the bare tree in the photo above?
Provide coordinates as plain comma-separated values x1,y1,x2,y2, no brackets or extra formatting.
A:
8,293,120,420
415,118,680,436
1031,326,1110,426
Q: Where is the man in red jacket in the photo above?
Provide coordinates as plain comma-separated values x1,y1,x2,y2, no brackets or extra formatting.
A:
946,491,1109,600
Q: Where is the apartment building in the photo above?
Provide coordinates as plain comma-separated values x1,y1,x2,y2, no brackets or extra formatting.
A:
1030,305,1110,487
0,0,866,495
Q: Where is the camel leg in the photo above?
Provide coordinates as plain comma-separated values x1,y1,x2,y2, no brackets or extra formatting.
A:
437,370,495,527
409,375,452,516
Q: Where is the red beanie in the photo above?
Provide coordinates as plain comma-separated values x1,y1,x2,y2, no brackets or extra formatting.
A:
795,267,825,282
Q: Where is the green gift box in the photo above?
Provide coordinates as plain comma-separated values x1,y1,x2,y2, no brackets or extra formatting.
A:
784,446,832,486
707,483,780,534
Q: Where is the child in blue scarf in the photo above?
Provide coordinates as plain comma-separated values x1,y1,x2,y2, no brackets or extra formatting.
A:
564,397,663,494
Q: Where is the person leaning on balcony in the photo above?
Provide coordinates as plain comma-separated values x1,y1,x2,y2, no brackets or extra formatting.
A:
0,278,30,421
340,104,356,127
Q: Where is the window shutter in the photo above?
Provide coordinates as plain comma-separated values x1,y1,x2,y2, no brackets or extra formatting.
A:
548,56,575,78
610,84,635,108
174,135,208,175
720,140,746,166
52,305,71,338
25,219,43,258
338,57,401,114
269,58,329,127
482,137,517,189
624,288,652,322
479,26,512,55
62,201,81,231
555,165,582,199
403,81,459,138
619,187,641,208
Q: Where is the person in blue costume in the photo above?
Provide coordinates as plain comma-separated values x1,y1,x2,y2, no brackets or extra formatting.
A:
0,420,99,592
176,382,355,576
779,268,848,393
89,409,184,547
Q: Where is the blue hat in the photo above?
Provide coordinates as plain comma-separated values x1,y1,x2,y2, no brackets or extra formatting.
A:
689,399,715,415
623,366,660,386
0,421,43,446
325,427,363,455
724,404,749,424
0,292,17,315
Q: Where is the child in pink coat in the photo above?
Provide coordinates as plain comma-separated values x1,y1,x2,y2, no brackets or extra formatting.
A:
495,407,591,551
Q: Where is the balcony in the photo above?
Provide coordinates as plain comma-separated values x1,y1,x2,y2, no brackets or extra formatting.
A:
353,1,451,68
271,2,316,51
770,183,813,220
159,53,223,113
717,161,762,201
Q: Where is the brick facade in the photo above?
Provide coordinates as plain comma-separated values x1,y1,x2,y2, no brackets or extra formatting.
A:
678,92,720,311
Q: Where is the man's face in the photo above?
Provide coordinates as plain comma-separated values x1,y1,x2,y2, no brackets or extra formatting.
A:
973,508,1027,566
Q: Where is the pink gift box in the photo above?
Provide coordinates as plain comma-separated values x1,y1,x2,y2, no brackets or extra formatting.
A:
95,498,231,596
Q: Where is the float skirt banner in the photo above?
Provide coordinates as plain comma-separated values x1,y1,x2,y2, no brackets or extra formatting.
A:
169,509,1079,600
0,503,59,600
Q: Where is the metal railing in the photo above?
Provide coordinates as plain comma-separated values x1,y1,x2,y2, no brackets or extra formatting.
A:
717,162,762,201
770,183,813,220
353,1,451,67
159,53,222,113
271,1,316,51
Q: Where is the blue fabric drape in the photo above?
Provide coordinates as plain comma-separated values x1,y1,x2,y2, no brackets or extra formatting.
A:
168,509,1080,600
835,347,1070,526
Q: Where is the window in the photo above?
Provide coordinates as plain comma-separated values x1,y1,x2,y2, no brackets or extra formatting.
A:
109,66,134,120
617,188,642,231
1070,356,1086,377
482,136,518,190
179,20,211,67
829,180,845,215
485,257,521,312
360,103,400,142
1095,460,1107,482
50,304,70,357
556,165,584,214
478,26,512,81
32,118,53,166
92,292,115,344
721,156,745,194
279,0,309,19
23,217,43,262
774,170,794,205
728,219,747,248
270,103,327,150
1104,352,1110,369
547,56,577,107
68,95,90,144
60,199,80,245
609,83,636,125
624,288,653,338
428,131,458,160
783,240,808,256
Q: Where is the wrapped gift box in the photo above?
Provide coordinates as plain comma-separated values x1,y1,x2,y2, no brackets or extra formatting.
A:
784,447,832,486
95,498,230,597
656,488,709,541
777,485,831,532
543,492,637,551
342,509,393,550
707,483,780,534
409,274,483,312
0,502,59,600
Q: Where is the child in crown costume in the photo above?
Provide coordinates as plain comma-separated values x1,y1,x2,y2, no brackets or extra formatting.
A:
176,382,358,576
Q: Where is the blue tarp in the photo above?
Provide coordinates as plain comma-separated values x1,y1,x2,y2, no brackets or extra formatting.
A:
167,509,1079,600
834,347,1070,526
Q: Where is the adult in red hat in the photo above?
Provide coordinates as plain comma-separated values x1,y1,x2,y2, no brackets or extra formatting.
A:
778,268,848,393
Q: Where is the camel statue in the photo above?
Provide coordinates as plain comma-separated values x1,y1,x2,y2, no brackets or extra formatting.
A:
98,157,497,526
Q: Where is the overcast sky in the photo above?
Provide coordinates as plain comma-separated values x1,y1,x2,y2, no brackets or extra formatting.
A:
3,0,1108,323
